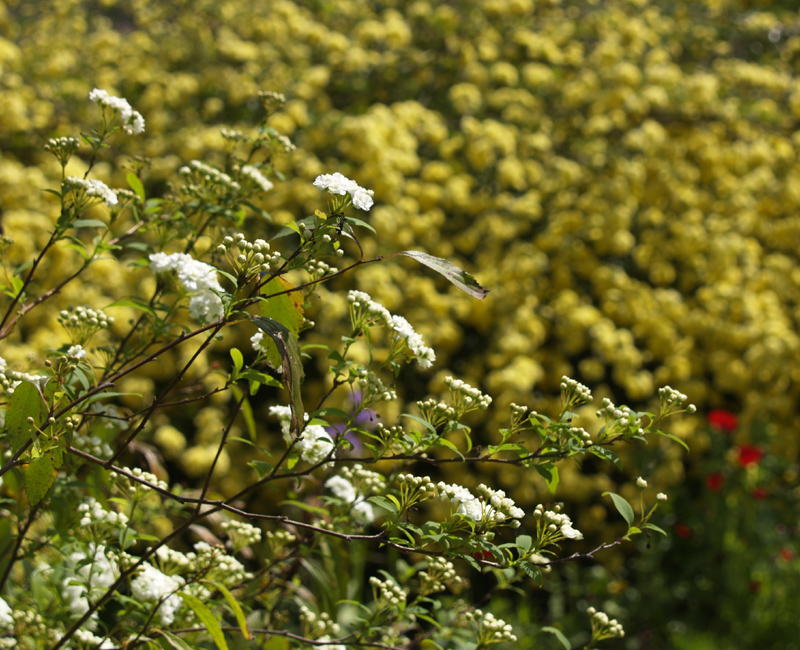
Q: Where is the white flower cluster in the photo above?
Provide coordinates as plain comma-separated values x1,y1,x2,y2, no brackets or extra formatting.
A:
77,498,129,529
89,88,145,135
325,464,384,523
462,610,517,643
265,529,296,556
270,406,335,464
66,344,86,359
149,252,225,322
587,607,625,639
437,482,523,525
240,164,274,192
347,290,393,327
63,176,118,207
560,375,592,404
534,503,584,540
391,314,436,369
155,545,192,570
70,629,116,649
476,484,525,522
130,564,184,625
221,520,262,551
179,160,241,193
313,172,374,211
369,576,406,607
63,544,120,619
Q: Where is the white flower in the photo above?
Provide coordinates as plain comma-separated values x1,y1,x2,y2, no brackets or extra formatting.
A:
391,315,436,368
90,88,145,135
149,253,224,323
63,176,118,207
560,523,583,539
0,597,11,628
295,424,335,464
657,492,668,501
66,344,86,359
313,173,374,211
636,476,648,489
131,564,184,626
63,544,120,619
325,475,375,523
251,330,265,352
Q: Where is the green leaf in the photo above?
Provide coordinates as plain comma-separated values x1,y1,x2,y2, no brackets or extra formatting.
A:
653,429,690,452
367,495,399,514
642,522,668,536
206,580,251,640
72,219,107,229
25,453,55,505
248,460,274,478
541,626,572,649
402,413,437,435
603,491,635,528
259,277,305,371
588,445,622,469
395,250,489,300
515,535,533,550
519,561,544,585
127,172,146,201
6,380,46,452
178,592,229,650
279,499,330,516
159,631,197,650
343,215,376,233
535,463,560,494
230,348,244,374
252,317,304,435
104,298,156,316
231,385,256,441
434,437,464,459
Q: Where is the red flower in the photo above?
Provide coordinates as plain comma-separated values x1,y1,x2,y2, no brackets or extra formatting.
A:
736,445,763,468
780,548,794,562
706,472,725,492
707,409,738,433
674,522,693,538
751,486,769,500
472,549,493,561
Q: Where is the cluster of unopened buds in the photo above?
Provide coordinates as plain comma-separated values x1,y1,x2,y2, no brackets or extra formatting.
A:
374,422,406,450
62,176,118,208
568,425,593,447
369,576,407,608
418,556,463,595
299,605,341,639
221,520,262,553
416,397,456,426
235,163,274,193
179,160,241,196
587,607,625,641
308,259,335,281
396,473,437,508
44,136,80,166
461,610,517,645
351,367,396,404
534,503,584,542
218,233,281,279
659,385,697,415
127,467,169,493
445,376,492,415
77,497,129,529
58,305,114,344
264,529,296,557
561,375,593,407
